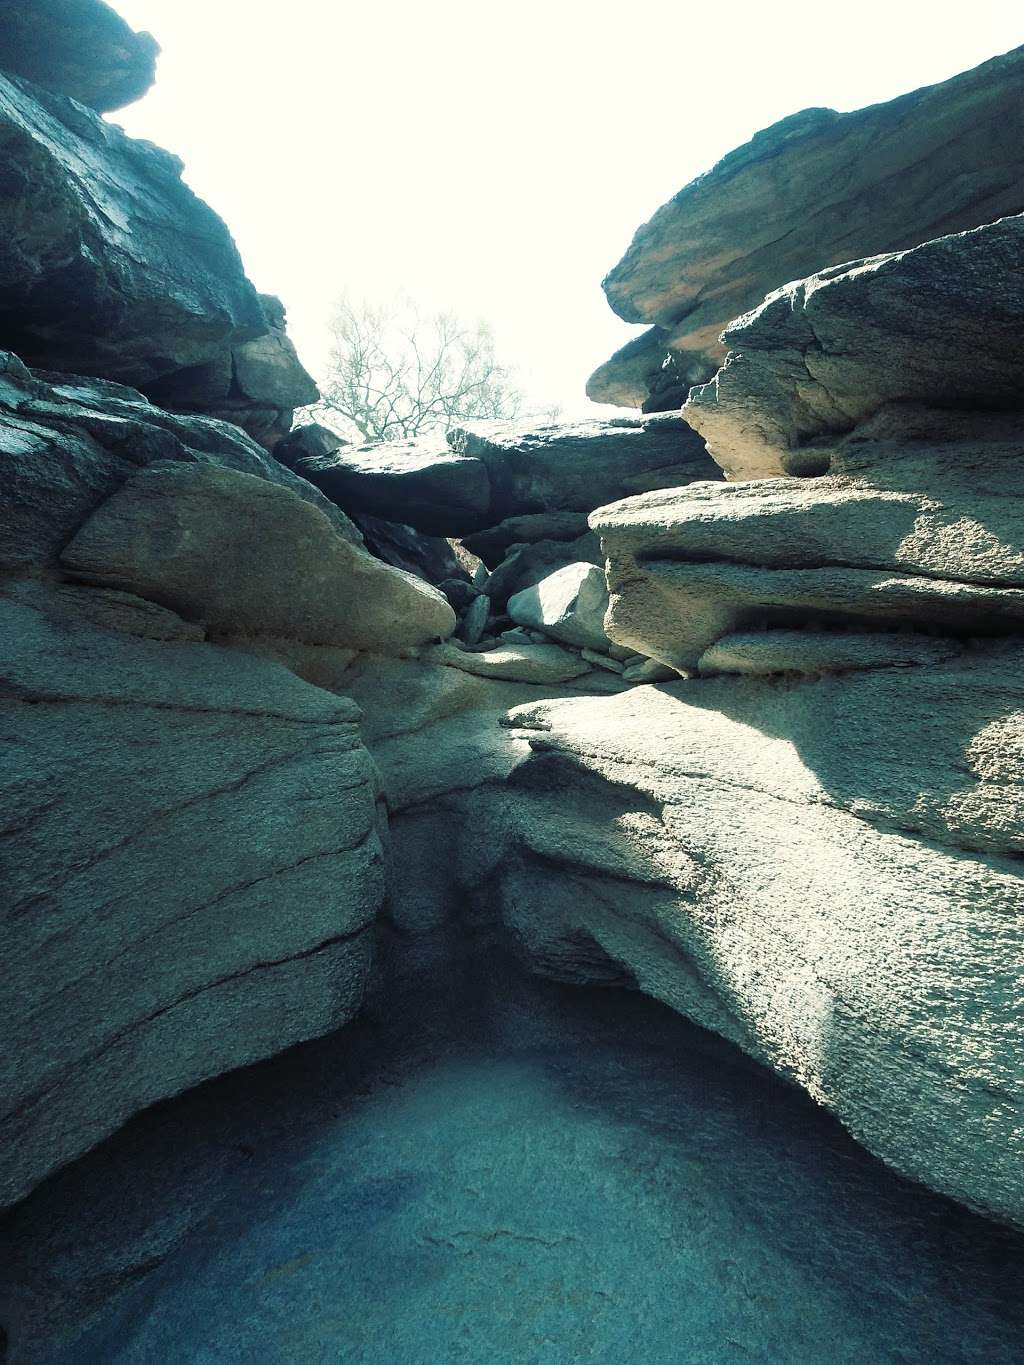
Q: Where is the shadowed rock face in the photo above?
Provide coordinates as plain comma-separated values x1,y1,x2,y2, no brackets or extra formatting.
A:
589,45,1024,407
0,352,461,1205
0,0,158,113
0,77,316,446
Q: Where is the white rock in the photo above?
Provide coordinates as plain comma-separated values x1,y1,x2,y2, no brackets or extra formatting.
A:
507,562,609,651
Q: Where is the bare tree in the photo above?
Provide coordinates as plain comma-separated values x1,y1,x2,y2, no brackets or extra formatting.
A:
305,293,525,442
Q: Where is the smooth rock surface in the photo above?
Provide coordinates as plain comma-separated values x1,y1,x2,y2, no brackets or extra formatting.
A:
61,462,455,651
590,45,1024,406
508,561,610,651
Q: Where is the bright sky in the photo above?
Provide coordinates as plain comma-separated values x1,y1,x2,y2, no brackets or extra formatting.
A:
108,0,1024,418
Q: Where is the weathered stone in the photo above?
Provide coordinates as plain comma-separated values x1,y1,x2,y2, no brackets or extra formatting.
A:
61,462,455,651
273,422,345,469
508,562,610,652
429,640,591,684
0,353,361,573
591,46,1024,406
462,510,591,569
151,295,319,450
459,593,491,646
684,216,1024,479
0,585,384,1207
0,74,266,389
294,438,491,536
498,652,1024,1224
449,416,720,525
698,630,962,677
0,0,159,112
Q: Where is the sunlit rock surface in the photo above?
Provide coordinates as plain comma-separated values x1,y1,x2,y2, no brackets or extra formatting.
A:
589,45,1024,407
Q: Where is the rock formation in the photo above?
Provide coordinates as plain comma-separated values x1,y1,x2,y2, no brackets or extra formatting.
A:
0,36,315,446
0,0,158,113
588,44,1024,409
2,9,1023,1354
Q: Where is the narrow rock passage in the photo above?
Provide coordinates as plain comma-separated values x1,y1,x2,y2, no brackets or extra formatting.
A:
1,738,1023,1363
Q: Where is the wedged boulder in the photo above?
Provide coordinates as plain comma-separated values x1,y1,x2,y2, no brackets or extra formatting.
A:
481,532,604,611
463,511,591,569
61,462,455,651
294,437,492,536
0,583,385,1207
591,45,1024,407
449,414,720,526
273,422,345,469
0,0,158,112
593,422,1024,672
351,514,469,587
293,416,721,542
685,216,1024,480
496,656,1024,1224
508,562,610,651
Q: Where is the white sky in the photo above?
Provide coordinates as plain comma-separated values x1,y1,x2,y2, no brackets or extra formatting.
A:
107,0,1024,418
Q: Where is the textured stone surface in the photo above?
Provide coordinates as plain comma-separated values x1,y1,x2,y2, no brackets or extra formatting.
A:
685,216,1024,480
593,414,1024,673
429,640,592,684
62,462,455,651
0,585,384,1207
0,0,159,112
295,437,492,535
508,561,610,651
0,353,361,572
0,75,266,388
2,662,1022,1364
590,45,1024,406
497,657,1024,1225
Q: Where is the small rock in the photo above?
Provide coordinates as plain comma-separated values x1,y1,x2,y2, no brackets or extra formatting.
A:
460,593,491,646
622,658,679,683
581,647,624,673
430,641,592,684
507,562,610,651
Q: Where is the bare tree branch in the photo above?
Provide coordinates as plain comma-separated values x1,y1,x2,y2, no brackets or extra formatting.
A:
299,292,528,443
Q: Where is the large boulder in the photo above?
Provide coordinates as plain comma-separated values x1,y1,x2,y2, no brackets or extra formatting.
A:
0,352,360,572
684,215,1024,479
508,562,610,651
0,581,384,1207
0,73,315,445
0,0,158,112
0,354,456,1203
293,415,722,540
589,45,1024,407
496,659,1024,1225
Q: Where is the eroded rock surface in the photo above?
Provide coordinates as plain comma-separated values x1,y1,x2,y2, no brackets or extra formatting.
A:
589,45,1024,407
0,352,460,1205
495,661,1024,1225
